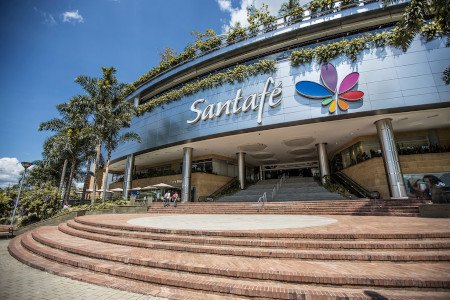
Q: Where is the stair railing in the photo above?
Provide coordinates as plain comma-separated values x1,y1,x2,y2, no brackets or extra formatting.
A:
258,192,267,211
271,174,287,200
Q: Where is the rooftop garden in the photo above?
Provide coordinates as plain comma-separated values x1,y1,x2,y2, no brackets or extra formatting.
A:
131,0,449,116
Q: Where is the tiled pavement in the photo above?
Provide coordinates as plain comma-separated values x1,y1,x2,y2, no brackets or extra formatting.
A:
0,238,164,300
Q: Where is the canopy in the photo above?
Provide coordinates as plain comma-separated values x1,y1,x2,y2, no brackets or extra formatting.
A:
152,183,175,188
110,188,123,192
142,185,158,190
130,187,142,191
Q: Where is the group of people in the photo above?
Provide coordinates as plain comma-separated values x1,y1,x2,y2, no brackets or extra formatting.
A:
407,175,447,203
163,190,179,207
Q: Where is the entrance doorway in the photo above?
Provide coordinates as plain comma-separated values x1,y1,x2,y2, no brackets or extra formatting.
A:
260,161,319,180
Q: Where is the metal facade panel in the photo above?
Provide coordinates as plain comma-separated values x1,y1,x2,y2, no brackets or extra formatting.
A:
111,37,450,161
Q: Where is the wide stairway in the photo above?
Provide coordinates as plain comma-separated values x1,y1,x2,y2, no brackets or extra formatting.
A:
9,214,450,299
217,177,345,202
148,199,424,217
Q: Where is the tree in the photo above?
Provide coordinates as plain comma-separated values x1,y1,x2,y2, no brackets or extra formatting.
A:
94,67,141,202
39,96,93,205
77,67,140,203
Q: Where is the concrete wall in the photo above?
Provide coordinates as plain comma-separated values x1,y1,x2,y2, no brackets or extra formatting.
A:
192,173,233,201
342,152,450,199
341,157,390,199
109,172,233,201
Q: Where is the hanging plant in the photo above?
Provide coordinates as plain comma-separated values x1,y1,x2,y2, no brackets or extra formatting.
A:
226,22,247,44
315,40,343,63
247,4,277,36
192,29,222,53
345,36,370,61
137,60,277,115
290,48,314,66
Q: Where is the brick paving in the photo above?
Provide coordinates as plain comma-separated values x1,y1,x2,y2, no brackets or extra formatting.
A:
5,211,450,299
0,238,164,300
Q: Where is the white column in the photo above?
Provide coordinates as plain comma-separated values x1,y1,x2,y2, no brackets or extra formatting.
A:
181,147,193,202
316,143,330,185
123,154,134,199
237,152,246,189
375,118,408,199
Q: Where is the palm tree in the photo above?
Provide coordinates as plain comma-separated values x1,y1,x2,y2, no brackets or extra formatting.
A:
76,67,140,203
96,67,141,202
39,96,93,205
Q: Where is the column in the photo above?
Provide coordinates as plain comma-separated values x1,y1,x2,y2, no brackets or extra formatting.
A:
123,154,135,199
237,152,246,189
316,143,330,185
181,147,193,202
375,118,408,199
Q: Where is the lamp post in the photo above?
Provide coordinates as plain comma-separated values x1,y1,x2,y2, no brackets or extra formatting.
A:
10,162,32,227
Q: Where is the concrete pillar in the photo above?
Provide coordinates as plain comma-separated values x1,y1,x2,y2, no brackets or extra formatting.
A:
181,147,193,203
123,154,134,199
375,118,408,199
237,152,246,189
316,143,330,185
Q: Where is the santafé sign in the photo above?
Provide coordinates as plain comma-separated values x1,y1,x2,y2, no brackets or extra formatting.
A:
187,77,282,125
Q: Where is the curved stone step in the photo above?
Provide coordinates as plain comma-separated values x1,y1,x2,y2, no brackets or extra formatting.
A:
74,215,450,239
16,230,450,299
28,227,450,290
8,234,241,300
65,219,450,250
60,223,450,261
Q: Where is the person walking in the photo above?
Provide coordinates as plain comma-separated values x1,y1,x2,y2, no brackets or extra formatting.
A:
163,191,171,207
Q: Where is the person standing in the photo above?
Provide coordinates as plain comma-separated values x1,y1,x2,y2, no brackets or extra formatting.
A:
172,191,179,207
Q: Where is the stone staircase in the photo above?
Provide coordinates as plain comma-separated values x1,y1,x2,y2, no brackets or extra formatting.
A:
8,214,450,299
217,177,345,202
148,199,424,217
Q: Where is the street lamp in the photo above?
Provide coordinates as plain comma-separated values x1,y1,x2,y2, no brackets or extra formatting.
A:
10,162,33,228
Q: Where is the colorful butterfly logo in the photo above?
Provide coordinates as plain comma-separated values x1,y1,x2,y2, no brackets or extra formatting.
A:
295,63,364,113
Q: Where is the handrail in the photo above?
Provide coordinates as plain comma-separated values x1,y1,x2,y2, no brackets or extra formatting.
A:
271,174,287,200
258,192,267,211
331,171,374,198
130,0,405,99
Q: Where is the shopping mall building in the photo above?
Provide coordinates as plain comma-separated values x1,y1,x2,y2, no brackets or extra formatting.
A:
104,0,450,202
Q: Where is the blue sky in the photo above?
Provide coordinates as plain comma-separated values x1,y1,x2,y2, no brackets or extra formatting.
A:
0,0,286,186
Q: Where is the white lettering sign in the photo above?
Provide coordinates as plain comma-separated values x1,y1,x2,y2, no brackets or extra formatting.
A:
187,77,282,125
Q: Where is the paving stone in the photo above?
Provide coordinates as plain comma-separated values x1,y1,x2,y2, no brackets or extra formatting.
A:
0,238,164,300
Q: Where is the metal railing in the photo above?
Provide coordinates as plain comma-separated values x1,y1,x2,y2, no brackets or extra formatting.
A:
258,192,267,211
271,174,287,201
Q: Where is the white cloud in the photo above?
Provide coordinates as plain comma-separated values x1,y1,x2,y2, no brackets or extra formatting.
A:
0,158,24,188
33,7,57,26
62,10,84,23
217,0,309,32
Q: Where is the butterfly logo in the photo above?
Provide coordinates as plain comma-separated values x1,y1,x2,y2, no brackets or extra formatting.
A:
295,63,364,113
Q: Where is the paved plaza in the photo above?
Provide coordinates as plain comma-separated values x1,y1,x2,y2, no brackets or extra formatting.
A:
0,238,164,300
127,214,338,230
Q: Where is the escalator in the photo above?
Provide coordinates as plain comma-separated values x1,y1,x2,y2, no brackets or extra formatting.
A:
331,171,380,199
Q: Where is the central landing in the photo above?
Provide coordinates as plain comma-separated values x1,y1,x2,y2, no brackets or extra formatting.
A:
127,214,337,231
